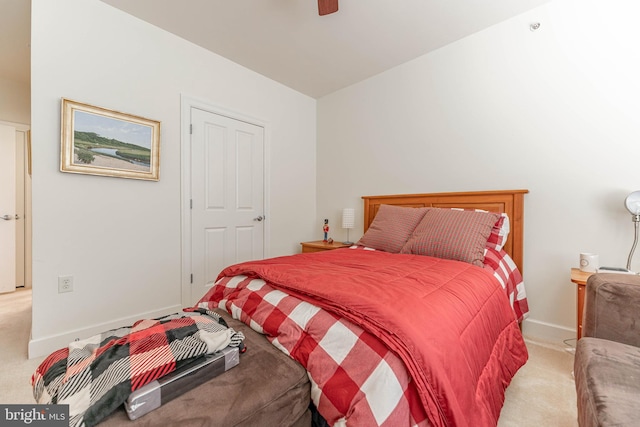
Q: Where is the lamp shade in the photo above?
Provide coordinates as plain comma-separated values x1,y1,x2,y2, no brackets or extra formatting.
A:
342,208,355,229
625,191,640,215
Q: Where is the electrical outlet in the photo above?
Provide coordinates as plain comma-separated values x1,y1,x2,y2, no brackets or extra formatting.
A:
58,276,73,293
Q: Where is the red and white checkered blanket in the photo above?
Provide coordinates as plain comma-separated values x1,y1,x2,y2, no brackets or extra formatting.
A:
196,247,528,427
483,246,528,322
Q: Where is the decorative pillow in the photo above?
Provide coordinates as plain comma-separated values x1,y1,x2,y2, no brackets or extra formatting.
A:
400,208,500,267
487,213,510,251
356,205,429,253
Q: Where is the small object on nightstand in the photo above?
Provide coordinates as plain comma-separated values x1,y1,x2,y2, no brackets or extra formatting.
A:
579,253,599,272
323,219,329,242
597,266,636,274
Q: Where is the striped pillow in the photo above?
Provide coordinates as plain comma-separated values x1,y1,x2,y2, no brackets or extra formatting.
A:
400,208,500,267
356,204,429,253
487,213,510,251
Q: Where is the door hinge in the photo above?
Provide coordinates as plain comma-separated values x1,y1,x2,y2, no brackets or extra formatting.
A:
190,274,193,284
190,124,193,134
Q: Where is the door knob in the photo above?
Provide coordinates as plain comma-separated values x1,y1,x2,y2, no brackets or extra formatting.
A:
1,215,12,221
253,215,264,222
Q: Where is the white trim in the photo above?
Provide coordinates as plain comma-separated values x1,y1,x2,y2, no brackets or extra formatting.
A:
521,317,576,347
180,94,270,306
0,120,29,131
28,304,183,359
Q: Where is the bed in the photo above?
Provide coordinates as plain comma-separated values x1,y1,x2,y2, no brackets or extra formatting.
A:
196,189,529,427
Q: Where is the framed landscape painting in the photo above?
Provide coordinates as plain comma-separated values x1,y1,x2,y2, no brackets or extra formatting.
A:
60,98,160,181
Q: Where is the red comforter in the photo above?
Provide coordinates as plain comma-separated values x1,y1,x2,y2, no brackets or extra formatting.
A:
199,248,527,426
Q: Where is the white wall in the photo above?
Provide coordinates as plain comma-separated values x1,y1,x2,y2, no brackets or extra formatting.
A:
30,0,317,357
0,77,29,125
317,0,640,344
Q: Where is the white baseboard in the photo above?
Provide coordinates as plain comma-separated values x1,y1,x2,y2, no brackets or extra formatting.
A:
521,317,576,347
28,304,183,359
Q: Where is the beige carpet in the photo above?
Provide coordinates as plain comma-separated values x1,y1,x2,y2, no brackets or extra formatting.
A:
499,339,578,427
0,288,578,425
0,288,46,404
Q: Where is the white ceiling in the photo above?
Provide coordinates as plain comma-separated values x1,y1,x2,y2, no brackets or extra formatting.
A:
1,0,552,98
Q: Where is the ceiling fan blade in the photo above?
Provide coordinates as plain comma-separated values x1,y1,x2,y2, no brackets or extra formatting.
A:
318,0,338,16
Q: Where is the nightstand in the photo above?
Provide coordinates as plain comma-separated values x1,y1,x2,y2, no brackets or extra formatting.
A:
300,240,351,253
571,268,595,339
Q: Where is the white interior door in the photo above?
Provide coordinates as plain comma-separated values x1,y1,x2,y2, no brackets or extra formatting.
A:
190,108,265,303
0,124,16,294
15,130,26,288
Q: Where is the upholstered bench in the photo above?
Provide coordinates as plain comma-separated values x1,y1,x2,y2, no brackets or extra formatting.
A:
574,274,640,427
100,309,311,427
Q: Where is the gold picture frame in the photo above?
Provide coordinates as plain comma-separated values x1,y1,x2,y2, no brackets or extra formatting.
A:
60,98,160,181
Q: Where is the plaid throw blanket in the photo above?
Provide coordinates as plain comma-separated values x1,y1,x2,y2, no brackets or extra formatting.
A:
31,310,244,427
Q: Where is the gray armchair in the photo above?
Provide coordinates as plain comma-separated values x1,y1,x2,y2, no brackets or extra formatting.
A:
574,273,640,427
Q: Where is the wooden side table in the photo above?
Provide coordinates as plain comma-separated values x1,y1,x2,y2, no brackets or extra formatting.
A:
570,268,595,339
300,240,351,253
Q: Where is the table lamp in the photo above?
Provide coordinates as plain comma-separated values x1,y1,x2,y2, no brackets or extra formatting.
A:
625,191,640,271
342,208,355,245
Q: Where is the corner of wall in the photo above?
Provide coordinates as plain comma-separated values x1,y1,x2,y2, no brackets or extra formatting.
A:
522,318,576,349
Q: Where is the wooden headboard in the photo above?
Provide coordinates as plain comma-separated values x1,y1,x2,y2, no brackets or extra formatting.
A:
362,189,528,273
